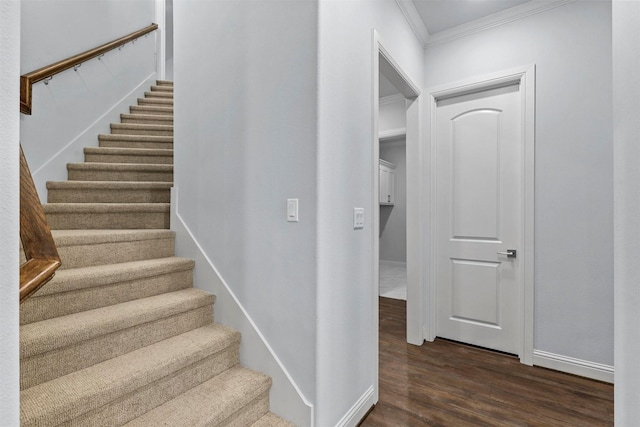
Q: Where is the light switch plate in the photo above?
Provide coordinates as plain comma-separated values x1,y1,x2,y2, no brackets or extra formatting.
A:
353,208,364,229
287,199,299,222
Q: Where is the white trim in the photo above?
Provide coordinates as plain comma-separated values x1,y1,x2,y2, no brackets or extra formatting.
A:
379,93,405,106
378,45,421,100
335,386,375,427
379,128,406,141
427,0,576,47
393,0,429,46
533,350,614,384
371,30,381,409
154,0,166,80
426,65,536,364
171,189,314,427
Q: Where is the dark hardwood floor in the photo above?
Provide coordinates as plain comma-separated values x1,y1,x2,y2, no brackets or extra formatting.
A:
360,297,613,427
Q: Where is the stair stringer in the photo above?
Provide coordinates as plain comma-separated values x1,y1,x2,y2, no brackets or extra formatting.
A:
171,188,314,427
30,72,158,202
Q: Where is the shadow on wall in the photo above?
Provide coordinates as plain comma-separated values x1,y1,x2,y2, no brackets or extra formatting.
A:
380,205,393,237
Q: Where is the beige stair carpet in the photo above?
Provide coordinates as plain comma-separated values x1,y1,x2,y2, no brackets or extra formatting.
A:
20,80,293,427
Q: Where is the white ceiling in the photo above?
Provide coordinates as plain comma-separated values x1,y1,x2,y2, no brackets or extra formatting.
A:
412,0,533,35
379,0,567,97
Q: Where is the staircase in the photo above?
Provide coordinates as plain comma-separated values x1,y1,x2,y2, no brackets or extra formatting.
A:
19,81,293,427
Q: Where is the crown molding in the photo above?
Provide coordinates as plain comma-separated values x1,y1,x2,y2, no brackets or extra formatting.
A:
426,0,576,47
395,0,430,46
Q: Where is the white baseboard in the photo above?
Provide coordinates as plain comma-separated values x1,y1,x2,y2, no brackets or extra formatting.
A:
533,350,614,383
31,72,157,201
171,188,313,427
335,386,376,427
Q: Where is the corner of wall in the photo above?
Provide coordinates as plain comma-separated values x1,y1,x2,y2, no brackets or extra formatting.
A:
170,187,314,427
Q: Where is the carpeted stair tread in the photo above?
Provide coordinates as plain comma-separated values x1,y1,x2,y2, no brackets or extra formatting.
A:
150,85,173,92
44,202,170,213
40,229,175,270
21,305,213,390
251,412,296,427
84,146,173,164
138,97,173,106
20,288,214,358
99,133,173,143
99,133,173,149
130,105,174,116
120,113,173,125
44,202,170,229
20,324,240,427
67,162,173,171
47,180,172,203
67,162,173,182
124,366,271,427
20,257,195,324
156,80,174,87
144,91,173,99
110,123,173,136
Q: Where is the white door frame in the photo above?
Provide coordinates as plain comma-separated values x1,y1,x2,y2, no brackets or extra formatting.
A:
426,65,535,364
154,0,167,80
372,31,424,401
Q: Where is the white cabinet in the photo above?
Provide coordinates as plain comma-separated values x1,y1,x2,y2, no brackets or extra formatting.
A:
379,159,396,205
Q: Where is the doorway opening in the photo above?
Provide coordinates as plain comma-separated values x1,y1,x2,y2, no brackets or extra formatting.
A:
372,32,423,385
378,89,408,302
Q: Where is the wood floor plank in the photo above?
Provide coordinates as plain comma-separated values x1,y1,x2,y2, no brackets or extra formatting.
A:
360,298,613,427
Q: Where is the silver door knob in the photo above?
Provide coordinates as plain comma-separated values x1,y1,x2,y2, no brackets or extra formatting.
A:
497,249,517,258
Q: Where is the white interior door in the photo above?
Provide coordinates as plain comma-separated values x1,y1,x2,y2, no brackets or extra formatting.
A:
435,84,522,355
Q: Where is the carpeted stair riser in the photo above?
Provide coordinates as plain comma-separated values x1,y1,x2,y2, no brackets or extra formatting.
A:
47,181,171,203
99,134,173,150
138,97,173,107
21,290,214,387
110,123,173,137
21,324,240,427
225,395,271,427
124,366,271,427
21,230,176,270
68,163,173,182
22,304,213,389
120,113,173,126
44,203,170,230
84,147,173,164
144,91,173,99
252,412,296,427
20,257,195,325
21,289,214,360
60,348,239,427
130,105,173,116
150,86,173,94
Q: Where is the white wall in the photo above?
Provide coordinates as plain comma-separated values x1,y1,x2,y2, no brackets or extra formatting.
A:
379,96,406,131
424,1,613,366
316,1,423,424
0,1,21,423
613,0,640,423
20,0,157,198
173,0,319,422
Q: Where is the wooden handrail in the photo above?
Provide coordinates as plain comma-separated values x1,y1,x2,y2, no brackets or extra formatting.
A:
20,145,61,303
20,23,158,115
